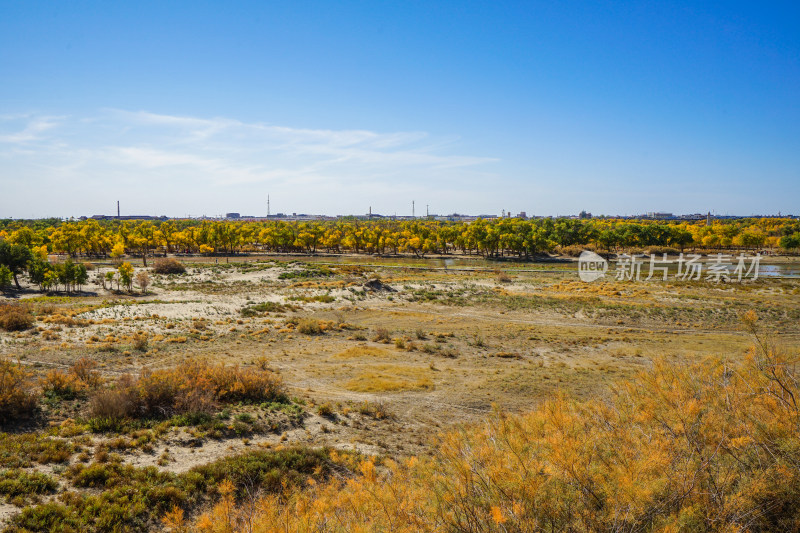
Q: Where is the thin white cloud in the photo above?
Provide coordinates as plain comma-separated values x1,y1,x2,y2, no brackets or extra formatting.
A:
0,110,500,217
0,115,64,143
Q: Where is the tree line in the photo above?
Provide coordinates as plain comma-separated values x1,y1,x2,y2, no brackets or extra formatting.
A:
0,217,798,269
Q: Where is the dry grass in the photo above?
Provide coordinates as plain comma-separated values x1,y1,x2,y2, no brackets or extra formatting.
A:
343,364,434,392
333,346,392,359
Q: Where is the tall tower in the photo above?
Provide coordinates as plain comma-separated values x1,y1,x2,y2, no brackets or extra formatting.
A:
267,195,270,217
412,200,415,218
117,201,120,218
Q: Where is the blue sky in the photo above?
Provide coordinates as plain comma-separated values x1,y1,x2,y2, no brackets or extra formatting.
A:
1,1,798,218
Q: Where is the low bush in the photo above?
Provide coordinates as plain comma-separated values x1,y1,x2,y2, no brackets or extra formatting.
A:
40,357,103,400
297,318,324,335
240,301,290,316
278,267,334,280
0,303,34,331
0,469,58,500
0,433,73,468
87,361,286,424
152,258,186,275
8,447,345,533
372,327,392,343
0,359,39,424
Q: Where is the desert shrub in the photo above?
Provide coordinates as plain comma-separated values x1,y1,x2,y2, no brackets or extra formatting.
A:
0,433,73,468
288,294,336,303
372,327,392,343
0,359,39,424
0,469,58,500
41,358,102,400
297,318,323,335
152,258,186,274
191,447,337,497
278,267,334,280
132,332,149,352
495,271,512,283
40,369,84,400
10,447,345,533
358,401,392,420
70,357,102,389
0,303,34,331
240,301,290,316
88,379,139,421
315,403,335,418
87,361,285,425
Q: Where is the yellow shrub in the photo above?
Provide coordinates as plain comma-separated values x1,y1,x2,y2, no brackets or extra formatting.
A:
0,359,39,424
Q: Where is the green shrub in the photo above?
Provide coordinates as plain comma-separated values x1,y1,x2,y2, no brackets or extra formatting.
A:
0,469,58,499
240,301,290,316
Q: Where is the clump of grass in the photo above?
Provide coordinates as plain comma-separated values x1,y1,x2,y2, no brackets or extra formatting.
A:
0,303,34,331
278,267,334,280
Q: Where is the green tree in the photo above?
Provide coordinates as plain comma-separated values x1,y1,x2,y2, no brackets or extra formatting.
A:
118,262,134,292
0,241,33,289
0,265,12,290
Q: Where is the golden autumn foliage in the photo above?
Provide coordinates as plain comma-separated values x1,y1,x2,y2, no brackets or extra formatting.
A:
191,324,800,532
0,358,39,424
2,217,799,265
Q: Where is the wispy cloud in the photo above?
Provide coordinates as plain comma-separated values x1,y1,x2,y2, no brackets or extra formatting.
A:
0,110,499,217
0,114,64,143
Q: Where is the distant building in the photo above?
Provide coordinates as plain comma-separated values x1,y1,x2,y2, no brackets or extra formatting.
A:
225,212,241,219
646,212,674,220
89,215,167,221
516,212,527,219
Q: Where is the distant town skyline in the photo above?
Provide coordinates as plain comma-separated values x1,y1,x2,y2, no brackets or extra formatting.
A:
2,2,798,218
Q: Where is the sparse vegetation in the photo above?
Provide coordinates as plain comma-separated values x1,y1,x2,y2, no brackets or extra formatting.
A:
190,329,800,532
